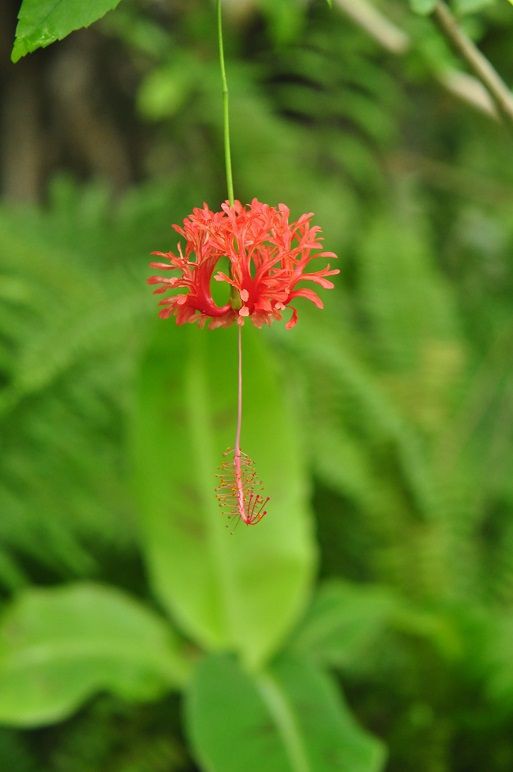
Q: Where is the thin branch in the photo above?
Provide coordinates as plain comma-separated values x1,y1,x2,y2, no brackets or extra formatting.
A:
334,0,409,54
436,70,496,120
333,0,503,123
432,1,513,130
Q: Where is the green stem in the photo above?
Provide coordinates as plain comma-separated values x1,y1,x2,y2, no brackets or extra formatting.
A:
217,0,235,205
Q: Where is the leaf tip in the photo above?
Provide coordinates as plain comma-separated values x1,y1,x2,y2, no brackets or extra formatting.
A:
10,41,24,63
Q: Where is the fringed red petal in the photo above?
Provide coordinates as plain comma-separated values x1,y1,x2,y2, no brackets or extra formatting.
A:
148,199,338,329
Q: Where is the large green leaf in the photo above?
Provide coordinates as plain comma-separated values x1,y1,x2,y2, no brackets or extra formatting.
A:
131,324,316,667
291,581,399,670
12,0,125,63
186,652,386,772
0,583,188,727
293,581,463,667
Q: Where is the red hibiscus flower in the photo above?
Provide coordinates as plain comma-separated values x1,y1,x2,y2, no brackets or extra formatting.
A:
148,198,339,330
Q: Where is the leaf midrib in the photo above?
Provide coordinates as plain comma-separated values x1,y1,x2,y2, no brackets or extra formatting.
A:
2,639,176,674
20,0,65,37
18,0,121,39
187,331,238,643
256,671,310,772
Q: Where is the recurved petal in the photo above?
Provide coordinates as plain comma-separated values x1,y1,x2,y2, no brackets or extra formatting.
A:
298,273,336,289
285,307,299,329
289,288,324,308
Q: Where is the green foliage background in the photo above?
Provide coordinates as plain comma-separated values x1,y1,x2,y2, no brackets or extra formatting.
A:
1,0,513,769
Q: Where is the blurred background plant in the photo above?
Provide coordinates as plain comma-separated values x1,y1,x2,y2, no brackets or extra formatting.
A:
1,0,513,770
